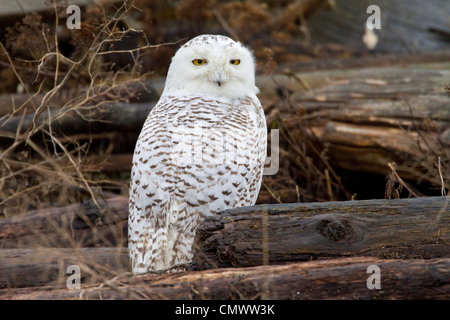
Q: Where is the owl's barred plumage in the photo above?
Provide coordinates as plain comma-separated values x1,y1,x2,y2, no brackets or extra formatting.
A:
128,35,267,274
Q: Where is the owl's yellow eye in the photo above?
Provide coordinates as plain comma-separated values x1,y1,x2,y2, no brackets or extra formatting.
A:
230,59,241,65
192,59,207,66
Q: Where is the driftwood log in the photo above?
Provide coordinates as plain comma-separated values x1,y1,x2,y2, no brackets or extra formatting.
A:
1,257,448,300
193,196,449,269
0,101,155,137
1,197,448,276
306,0,450,54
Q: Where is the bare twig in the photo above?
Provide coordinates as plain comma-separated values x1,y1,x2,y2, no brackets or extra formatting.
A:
387,162,419,198
438,157,447,196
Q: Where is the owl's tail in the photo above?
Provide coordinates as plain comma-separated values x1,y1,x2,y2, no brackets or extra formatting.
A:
129,200,196,274
128,227,166,275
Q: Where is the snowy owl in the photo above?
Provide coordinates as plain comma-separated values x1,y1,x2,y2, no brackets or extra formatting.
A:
128,34,267,275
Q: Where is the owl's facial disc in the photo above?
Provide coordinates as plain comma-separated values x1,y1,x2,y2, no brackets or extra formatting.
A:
191,58,230,88
164,35,259,99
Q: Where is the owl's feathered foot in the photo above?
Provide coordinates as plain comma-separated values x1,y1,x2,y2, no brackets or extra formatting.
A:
132,262,193,276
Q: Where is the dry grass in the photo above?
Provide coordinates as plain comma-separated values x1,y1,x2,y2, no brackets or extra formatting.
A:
384,98,450,199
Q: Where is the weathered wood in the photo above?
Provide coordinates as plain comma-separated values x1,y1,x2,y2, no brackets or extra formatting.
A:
192,196,449,269
1,257,448,299
0,247,129,289
0,196,128,248
279,48,450,74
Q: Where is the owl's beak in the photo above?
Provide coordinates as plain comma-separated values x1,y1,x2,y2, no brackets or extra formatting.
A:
213,70,225,87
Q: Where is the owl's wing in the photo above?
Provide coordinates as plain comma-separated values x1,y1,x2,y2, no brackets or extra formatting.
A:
185,95,267,212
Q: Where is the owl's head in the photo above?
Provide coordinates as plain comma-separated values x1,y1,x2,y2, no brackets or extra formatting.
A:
163,35,258,100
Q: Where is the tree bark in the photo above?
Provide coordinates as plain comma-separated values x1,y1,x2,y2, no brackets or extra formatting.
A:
1,257,448,300
192,196,449,269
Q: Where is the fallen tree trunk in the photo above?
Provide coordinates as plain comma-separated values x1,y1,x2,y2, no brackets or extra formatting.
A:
192,196,449,269
1,257,448,300
0,247,129,289
0,78,160,118
0,93,53,117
